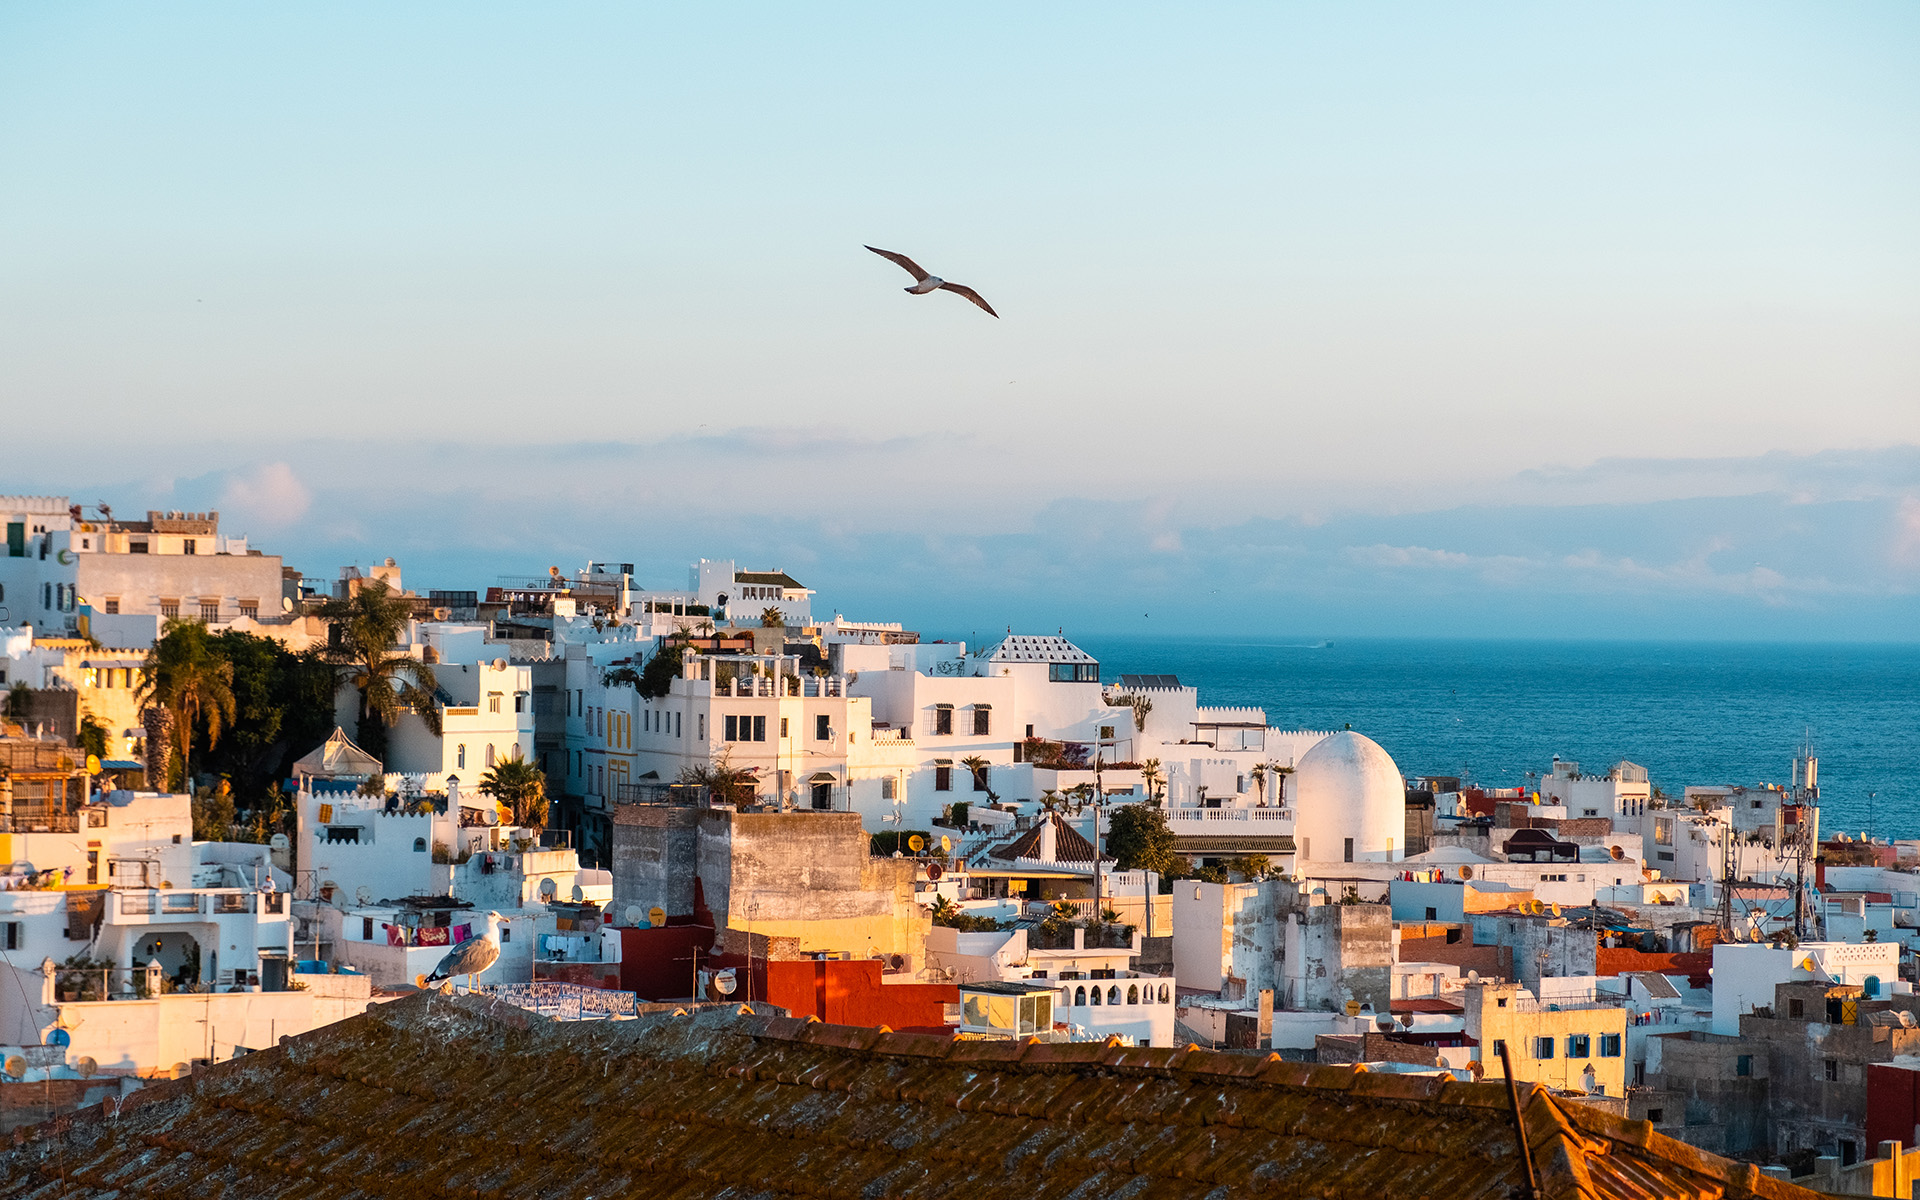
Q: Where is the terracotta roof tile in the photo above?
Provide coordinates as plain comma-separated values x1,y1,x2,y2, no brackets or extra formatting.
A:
0,995,1822,1200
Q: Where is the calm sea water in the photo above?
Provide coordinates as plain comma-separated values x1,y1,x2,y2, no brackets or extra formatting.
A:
1066,637,1920,841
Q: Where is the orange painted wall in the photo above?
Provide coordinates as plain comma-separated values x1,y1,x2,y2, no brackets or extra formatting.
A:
765,960,957,1031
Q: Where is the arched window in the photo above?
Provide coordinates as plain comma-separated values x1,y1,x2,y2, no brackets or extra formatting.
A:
1159,984,1170,1004
485,744,496,767
1108,985,1121,1005
1089,986,1101,1006
1127,985,1139,1005
1075,986,1086,1006
413,838,426,853
1865,975,1882,998
456,744,466,769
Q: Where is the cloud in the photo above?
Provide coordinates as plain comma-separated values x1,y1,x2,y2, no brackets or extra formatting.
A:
217,462,311,529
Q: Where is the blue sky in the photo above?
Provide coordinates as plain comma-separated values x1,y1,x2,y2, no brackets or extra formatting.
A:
2,5,1916,637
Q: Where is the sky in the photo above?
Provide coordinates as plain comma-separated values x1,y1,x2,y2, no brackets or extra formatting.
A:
2,4,1916,638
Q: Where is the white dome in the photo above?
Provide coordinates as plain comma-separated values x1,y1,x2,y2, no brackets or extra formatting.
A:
1292,730,1405,864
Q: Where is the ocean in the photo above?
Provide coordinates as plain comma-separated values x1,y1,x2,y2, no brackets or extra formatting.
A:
1067,637,1920,841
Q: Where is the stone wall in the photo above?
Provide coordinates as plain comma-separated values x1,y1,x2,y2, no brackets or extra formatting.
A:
609,803,700,919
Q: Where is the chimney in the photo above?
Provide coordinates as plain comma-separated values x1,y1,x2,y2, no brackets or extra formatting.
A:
1038,815,1057,864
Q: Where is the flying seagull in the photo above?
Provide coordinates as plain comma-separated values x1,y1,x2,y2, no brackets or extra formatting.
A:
417,910,504,993
865,246,998,317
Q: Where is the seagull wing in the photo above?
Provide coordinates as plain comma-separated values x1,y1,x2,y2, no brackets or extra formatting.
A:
428,932,499,981
865,245,930,282
938,282,999,318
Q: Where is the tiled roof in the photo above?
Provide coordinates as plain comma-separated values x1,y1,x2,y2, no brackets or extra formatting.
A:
2,995,1818,1200
734,570,805,588
990,811,1099,864
983,633,1096,663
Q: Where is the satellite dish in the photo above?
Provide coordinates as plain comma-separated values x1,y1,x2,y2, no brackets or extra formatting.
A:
1609,844,1625,860
1459,865,1473,880
356,886,372,906
889,954,906,970
3,1056,25,1080
623,905,644,926
712,969,738,996
571,884,585,902
648,906,666,928
926,862,944,881
44,1028,69,1048
1467,1060,1485,1081
907,835,925,852
492,657,507,671
282,596,294,613
269,834,290,852
1467,970,1480,983
1550,902,1562,917
75,1056,97,1079
940,835,952,854
538,878,558,900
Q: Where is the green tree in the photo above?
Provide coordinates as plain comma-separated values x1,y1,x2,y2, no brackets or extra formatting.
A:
1106,804,1178,876
760,606,784,628
1140,758,1166,806
315,580,440,762
479,749,549,827
1228,854,1272,880
138,618,237,792
192,786,238,841
201,631,334,809
638,640,685,700
77,711,109,761
680,752,757,808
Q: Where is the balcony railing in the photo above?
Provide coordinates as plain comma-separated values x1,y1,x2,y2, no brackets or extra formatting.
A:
0,813,81,833
1163,808,1291,823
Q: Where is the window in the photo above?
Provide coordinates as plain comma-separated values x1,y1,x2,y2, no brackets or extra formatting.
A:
1108,985,1121,1005
129,540,147,553
1048,662,1099,682
1599,1033,1621,1057
882,777,897,800
1736,1054,1752,1077
973,706,991,736
1492,1039,1507,1062
935,765,952,792
817,714,831,741
1,922,18,951
1865,975,1882,998
160,599,179,618
363,917,375,940
198,600,219,622
485,744,496,767
1089,986,1101,1006
1344,838,1354,863
1567,1034,1590,1058
103,597,119,615
457,744,466,769
86,850,98,885
1425,906,1438,921
1647,1108,1664,1124
676,712,681,738
1534,1037,1555,1059
780,717,789,739
724,715,767,742
698,714,705,741
238,600,258,619
724,715,738,741
488,693,502,714
1099,725,1115,740
413,838,426,853
182,538,197,555
1788,998,1805,1019
515,692,526,714
934,705,953,735
972,764,989,793
1825,1059,1839,1082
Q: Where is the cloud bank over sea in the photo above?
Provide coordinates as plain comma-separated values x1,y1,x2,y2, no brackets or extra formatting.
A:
36,440,1920,642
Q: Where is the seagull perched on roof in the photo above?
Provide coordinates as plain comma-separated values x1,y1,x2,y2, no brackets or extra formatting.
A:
864,246,998,317
416,910,503,993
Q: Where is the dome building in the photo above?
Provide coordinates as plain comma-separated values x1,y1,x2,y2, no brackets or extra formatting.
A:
1291,730,1406,864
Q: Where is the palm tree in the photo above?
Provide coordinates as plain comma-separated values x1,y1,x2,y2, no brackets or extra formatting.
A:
1140,759,1165,807
1250,762,1267,805
316,580,440,761
958,754,990,796
760,605,784,628
138,618,236,793
479,750,549,827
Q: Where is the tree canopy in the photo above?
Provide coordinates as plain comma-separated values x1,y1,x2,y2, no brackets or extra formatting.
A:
315,580,440,760
479,749,549,827
1105,804,1178,876
138,618,236,793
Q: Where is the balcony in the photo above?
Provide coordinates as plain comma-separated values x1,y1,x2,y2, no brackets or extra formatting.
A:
1163,807,1292,824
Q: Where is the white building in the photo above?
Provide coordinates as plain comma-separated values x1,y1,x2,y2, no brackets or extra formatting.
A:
925,924,1174,1047
1710,941,1906,1036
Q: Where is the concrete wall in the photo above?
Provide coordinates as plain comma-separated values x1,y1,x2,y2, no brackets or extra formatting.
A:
610,803,700,919
51,989,386,1075
1284,902,1393,1013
